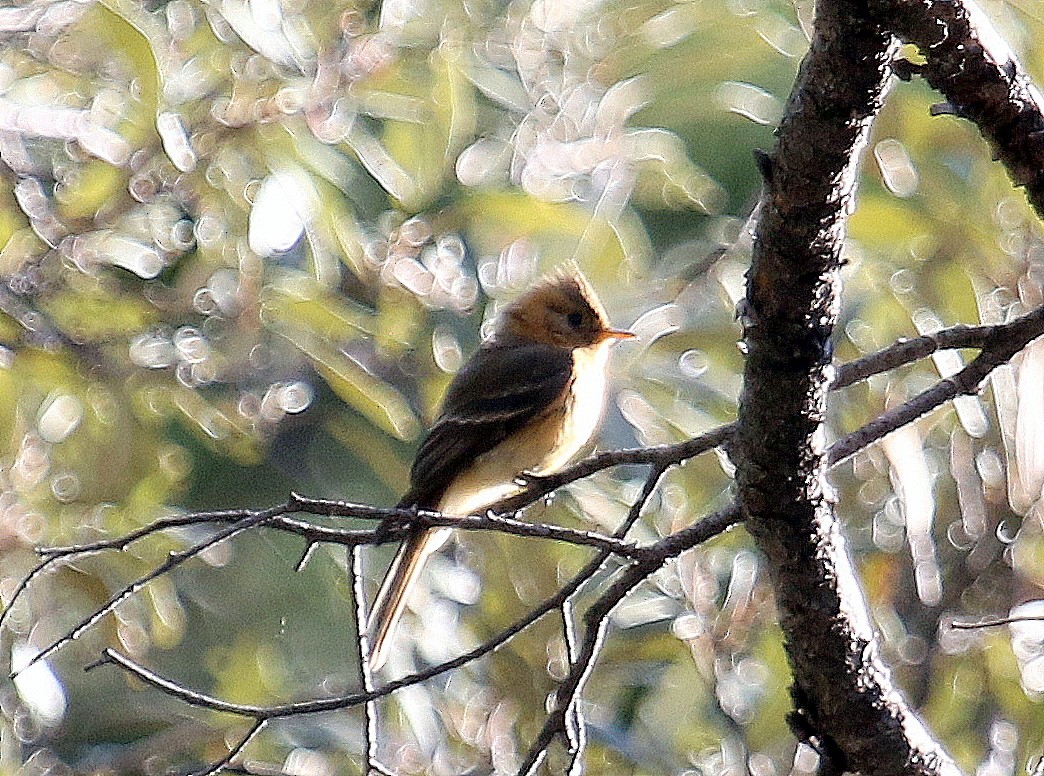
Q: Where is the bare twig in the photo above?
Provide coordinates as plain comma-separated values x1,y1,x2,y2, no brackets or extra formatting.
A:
518,465,689,773
199,720,267,776
559,599,584,764
290,495,655,558
16,506,289,677
517,504,741,774
0,509,271,633
84,495,739,726
518,567,629,775
35,509,284,558
831,314,1044,389
349,545,381,774
830,305,1044,464
89,649,273,716
476,425,733,512
950,613,1044,630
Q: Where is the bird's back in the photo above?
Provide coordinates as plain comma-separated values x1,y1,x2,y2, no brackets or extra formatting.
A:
397,340,575,510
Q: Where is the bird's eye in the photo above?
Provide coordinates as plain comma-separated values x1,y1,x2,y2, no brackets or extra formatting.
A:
566,312,583,328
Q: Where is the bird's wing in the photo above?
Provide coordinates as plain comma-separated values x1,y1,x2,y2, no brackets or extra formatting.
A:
397,341,573,509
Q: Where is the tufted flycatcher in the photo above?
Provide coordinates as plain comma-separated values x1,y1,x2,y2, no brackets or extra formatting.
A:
367,267,634,671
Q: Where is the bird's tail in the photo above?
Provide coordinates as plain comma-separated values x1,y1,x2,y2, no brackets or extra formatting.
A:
367,526,451,671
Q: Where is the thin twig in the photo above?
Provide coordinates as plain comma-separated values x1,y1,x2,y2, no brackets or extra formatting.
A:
366,761,397,776
831,318,1036,389
949,614,1044,630
560,599,583,761
295,541,320,572
289,497,654,558
89,497,740,724
350,545,381,772
519,464,674,773
519,548,667,772
0,510,264,636
8,505,651,652
15,506,288,677
829,306,1044,464
91,649,272,715
198,719,267,776
495,426,734,511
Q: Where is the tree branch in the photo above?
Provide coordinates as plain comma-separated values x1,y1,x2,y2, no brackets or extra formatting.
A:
349,545,384,776
830,305,1044,464
519,499,739,775
15,506,289,677
871,0,1044,216
516,463,668,773
290,494,655,558
200,720,267,776
830,313,1044,389
734,0,961,772
950,614,1044,630
81,496,740,742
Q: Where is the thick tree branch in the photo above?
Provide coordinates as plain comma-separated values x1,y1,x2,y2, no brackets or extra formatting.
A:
872,0,1044,216
734,0,960,773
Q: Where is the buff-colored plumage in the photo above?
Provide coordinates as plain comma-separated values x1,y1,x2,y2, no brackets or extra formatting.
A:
367,268,633,671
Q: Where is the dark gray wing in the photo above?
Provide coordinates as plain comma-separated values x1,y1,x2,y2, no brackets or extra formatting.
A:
397,341,573,509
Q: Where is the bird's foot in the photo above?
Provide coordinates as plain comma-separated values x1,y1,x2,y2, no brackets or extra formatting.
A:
514,470,545,489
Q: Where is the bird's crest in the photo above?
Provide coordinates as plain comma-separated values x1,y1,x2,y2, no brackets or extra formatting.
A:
526,264,610,324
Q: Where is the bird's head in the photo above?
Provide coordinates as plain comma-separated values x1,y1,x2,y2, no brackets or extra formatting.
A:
499,268,635,349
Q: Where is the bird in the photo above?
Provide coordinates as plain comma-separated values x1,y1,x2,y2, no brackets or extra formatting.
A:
366,266,634,671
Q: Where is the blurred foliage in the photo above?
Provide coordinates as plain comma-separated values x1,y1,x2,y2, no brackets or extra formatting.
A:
0,0,1042,774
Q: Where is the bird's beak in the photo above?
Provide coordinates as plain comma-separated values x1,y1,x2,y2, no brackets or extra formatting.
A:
599,328,637,342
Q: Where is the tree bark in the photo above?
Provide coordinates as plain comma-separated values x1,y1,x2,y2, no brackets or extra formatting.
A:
735,0,960,773
876,0,1044,217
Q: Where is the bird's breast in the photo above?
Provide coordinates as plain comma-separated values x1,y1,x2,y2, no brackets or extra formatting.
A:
533,341,610,475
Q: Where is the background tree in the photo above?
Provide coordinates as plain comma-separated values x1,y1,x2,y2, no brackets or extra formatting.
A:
1,0,1043,775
